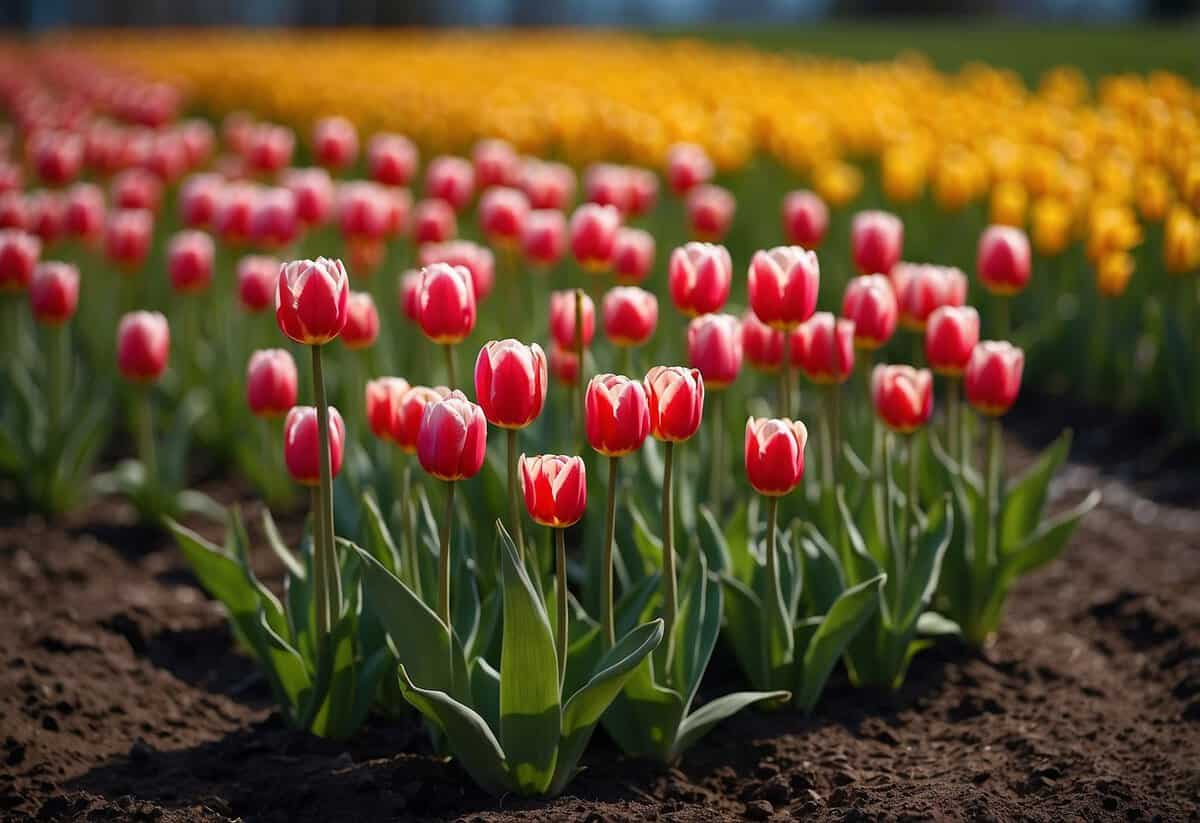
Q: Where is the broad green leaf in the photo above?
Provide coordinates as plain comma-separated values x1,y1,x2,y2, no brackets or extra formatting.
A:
796,523,844,615
794,574,884,712
166,518,258,614
1000,430,1072,552
471,657,501,734
361,491,402,575
256,608,311,713
677,558,722,714
696,505,732,574
672,689,790,759
720,574,768,690
628,500,663,576
601,655,684,761
263,507,304,580
1000,490,1101,582
896,498,953,633
308,611,360,738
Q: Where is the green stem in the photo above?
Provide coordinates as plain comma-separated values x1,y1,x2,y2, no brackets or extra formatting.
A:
555,527,568,690
780,330,793,418
507,428,526,564
708,391,725,514
602,455,619,649
764,494,779,676
983,416,1002,569
906,433,919,562
620,345,633,377
882,430,901,612
50,325,69,438
137,385,157,492
660,440,678,677
438,480,456,628
947,377,961,471
443,343,456,389
574,288,587,444
994,294,1011,340
311,345,341,638
398,458,421,595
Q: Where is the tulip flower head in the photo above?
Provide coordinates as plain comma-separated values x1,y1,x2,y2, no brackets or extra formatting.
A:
782,190,829,249
479,186,530,248
741,311,785,373
521,209,567,268
27,192,65,246
666,143,714,196
412,197,458,246
520,454,587,528
364,376,411,441
748,245,820,330
1095,251,1135,298
1031,197,1072,257
841,274,898,350
585,164,634,214
275,257,350,345
244,123,295,175
284,167,335,226
872,364,934,434
624,166,658,216
167,230,215,294
549,344,580,386
644,366,705,442
685,183,735,242
977,225,1032,296
28,261,80,326
473,339,549,429
569,203,621,271
520,159,575,211
549,289,595,349
341,291,380,350
399,269,422,322
668,241,732,317
473,139,520,191
1165,207,1200,275
237,255,280,313
311,116,358,171
744,417,808,497
687,313,743,390
284,405,346,485
104,208,153,272
246,349,299,418
791,312,854,384
419,240,495,302
0,229,41,292
425,155,475,212
925,306,980,377
117,311,170,383
213,183,257,245
585,374,651,457
0,192,27,231
965,341,1024,416
414,262,477,344
111,168,163,213
31,130,83,186
851,210,904,276
611,227,655,285
179,173,223,229
63,183,105,242
392,385,450,453
417,390,488,481
602,286,657,348
895,263,968,331
367,132,418,187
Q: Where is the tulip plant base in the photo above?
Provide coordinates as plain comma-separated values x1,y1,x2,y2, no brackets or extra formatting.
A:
2,429,1200,822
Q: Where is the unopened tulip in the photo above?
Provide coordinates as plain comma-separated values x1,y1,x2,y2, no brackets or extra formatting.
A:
341,291,379,350
474,339,548,429
925,306,980,377
965,341,1024,416
569,203,621,271
392,385,449,453
145,132,188,183
585,374,651,456
851,210,904,275
111,168,162,213
550,289,595,349
748,245,820,330
368,133,418,187
244,124,294,175
895,263,969,330
312,116,358,171
548,344,579,386
412,198,457,245
167,230,215,294
31,131,83,186
668,242,732,317
26,192,64,246
213,183,256,245
275,257,350,345
247,349,299,417
1032,197,1072,257
584,164,633,214
399,269,422,322
872,365,933,433
1165,207,1200,275
745,417,808,496
685,183,735,242
285,167,335,226
741,312,784,373
520,159,575,211
237,255,280,313
0,192,26,231
417,390,487,481
603,286,657,348
841,274,898,350
0,229,40,292
63,183,105,242
425,156,475,212
364,376,411,441
473,139,520,191
644,366,704,442
179,118,215,168
415,262,476,344
105,209,153,271
782,190,829,249
284,405,346,485
688,313,743,389
28,262,79,325
977,225,1032,296
792,313,854,384
419,240,494,301
522,209,567,268
479,186,530,248
520,454,587,528
117,311,170,383
611,227,655,284
337,181,391,243
1095,251,1135,298
624,166,657,216
0,163,20,197
666,143,713,196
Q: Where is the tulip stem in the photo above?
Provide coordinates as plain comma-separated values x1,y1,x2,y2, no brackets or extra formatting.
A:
506,428,526,564
994,295,1011,340
602,455,619,649
947,378,963,472
555,527,568,691
660,440,678,679
310,344,341,639
443,343,456,389
574,288,587,443
780,331,793,418
620,345,633,378
399,459,421,596
709,391,725,515
821,385,839,491
50,325,70,438
983,416,1002,568
438,480,456,629
906,433,920,561
136,385,157,494
764,494,779,677
882,431,901,609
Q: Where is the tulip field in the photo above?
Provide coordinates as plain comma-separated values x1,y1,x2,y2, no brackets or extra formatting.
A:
2,27,1200,822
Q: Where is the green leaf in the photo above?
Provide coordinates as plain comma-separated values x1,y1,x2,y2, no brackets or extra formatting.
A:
796,523,845,615
676,557,722,714
896,498,953,633
361,490,402,576
263,507,305,580
471,657,501,734
1000,430,1072,552
999,490,1100,582
696,505,732,574
672,689,790,759
719,574,768,689
629,500,663,576
794,574,884,712
166,517,258,614
256,608,311,713
601,656,684,761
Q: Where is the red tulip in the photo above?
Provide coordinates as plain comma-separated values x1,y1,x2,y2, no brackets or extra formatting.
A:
745,417,809,497
179,119,215,168
585,374,651,457
341,291,379,350
63,183,105,243
237,255,280,313
851,210,904,275
312,116,358,171
392,385,450,453
549,289,595,349
895,263,968,330
603,286,657,348
104,209,153,272
425,156,475,212
687,313,743,389
612,227,655,285
473,139,520,191
0,229,40,292
418,240,494,301
168,230,215,294
520,454,587,528
569,203,621,271
748,245,820,330
644,366,704,442
417,390,488,481
666,143,714,196
364,376,411,441
412,197,457,245
117,311,170,383
111,168,163,213
144,132,188,183
965,341,1024,416
26,192,64,246
782,190,829,249
244,123,294,175
872,365,934,433
246,349,299,418
479,186,530,248
841,274,898,350
0,162,21,197
474,339,549,429
668,242,732,317
28,262,79,326
213,183,256,245
399,269,422,322
521,209,566,267
741,311,785,373
367,133,418,187
275,257,350,345
414,262,477,344
0,191,26,231
584,164,633,214
685,183,735,242
977,225,1032,296
520,159,575,211
284,167,335,225
249,187,300,249
791,312,855,384
925,306,980,377
31,130,83,186
626,168,659,218
549,344,580,386
284,405,346,485
337,181,391,243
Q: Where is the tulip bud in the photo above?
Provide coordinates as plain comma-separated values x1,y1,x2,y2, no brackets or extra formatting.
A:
341,291,380,350
791,313,854,384
744,417,808,497
284,167,335,226
569,203,621,271
585,164,633,213
105,209,153,272
244,124,294,175
412,198,457,245
111,168,163,213
167,230,215,294
520,159,575,211
246,349,299,418
364,376,411,441
741,311,784,373
520,454,587,528
28,261,79,326
417,390,488,481
419,240,495,302
748,245,820,330
473,139,520,191
63,183,105,242
0,192,27,231
782,190,829,249
1095,251,1135,298
895,263,968,331
668,242,732,317
117,311,170,383
425,156,475,212
179,118,215,168
602,286,657,348
1165,207,1200,275
27,192,64,246
31,131,83,186
521,209,567,268
479,186,530,248
399,269,422,322
237,255,280,313
392,385,450,453
989,179,1028,228
0,229,41,292
549,344,580,386
549,289,595,349
611,227,655,285
685,183,735,242
687,313,743,390
977,225,1032,296
925,306,980,377
1031,197,1072,257
644,366,704,442
337,181,391,244
213,183,256,245
284,405,346,485
585,374,651,457
872,365,933,434
414,262,477,344
368,133,418,187
275,257,350,345
666,143,713,196
312,116,358,171
964,341,1024,417
623,166,658,217
473,339,549,429
841,274,898,350
851,210,904,275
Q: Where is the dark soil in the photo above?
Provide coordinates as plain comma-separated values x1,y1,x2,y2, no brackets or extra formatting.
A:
2,420,1199,822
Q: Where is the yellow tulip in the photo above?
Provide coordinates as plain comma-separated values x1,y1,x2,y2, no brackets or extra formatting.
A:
814,161,863,210
990,180,1028,228
1095,251,1135,297
1165,207,1200,275
1135,166,1173,222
